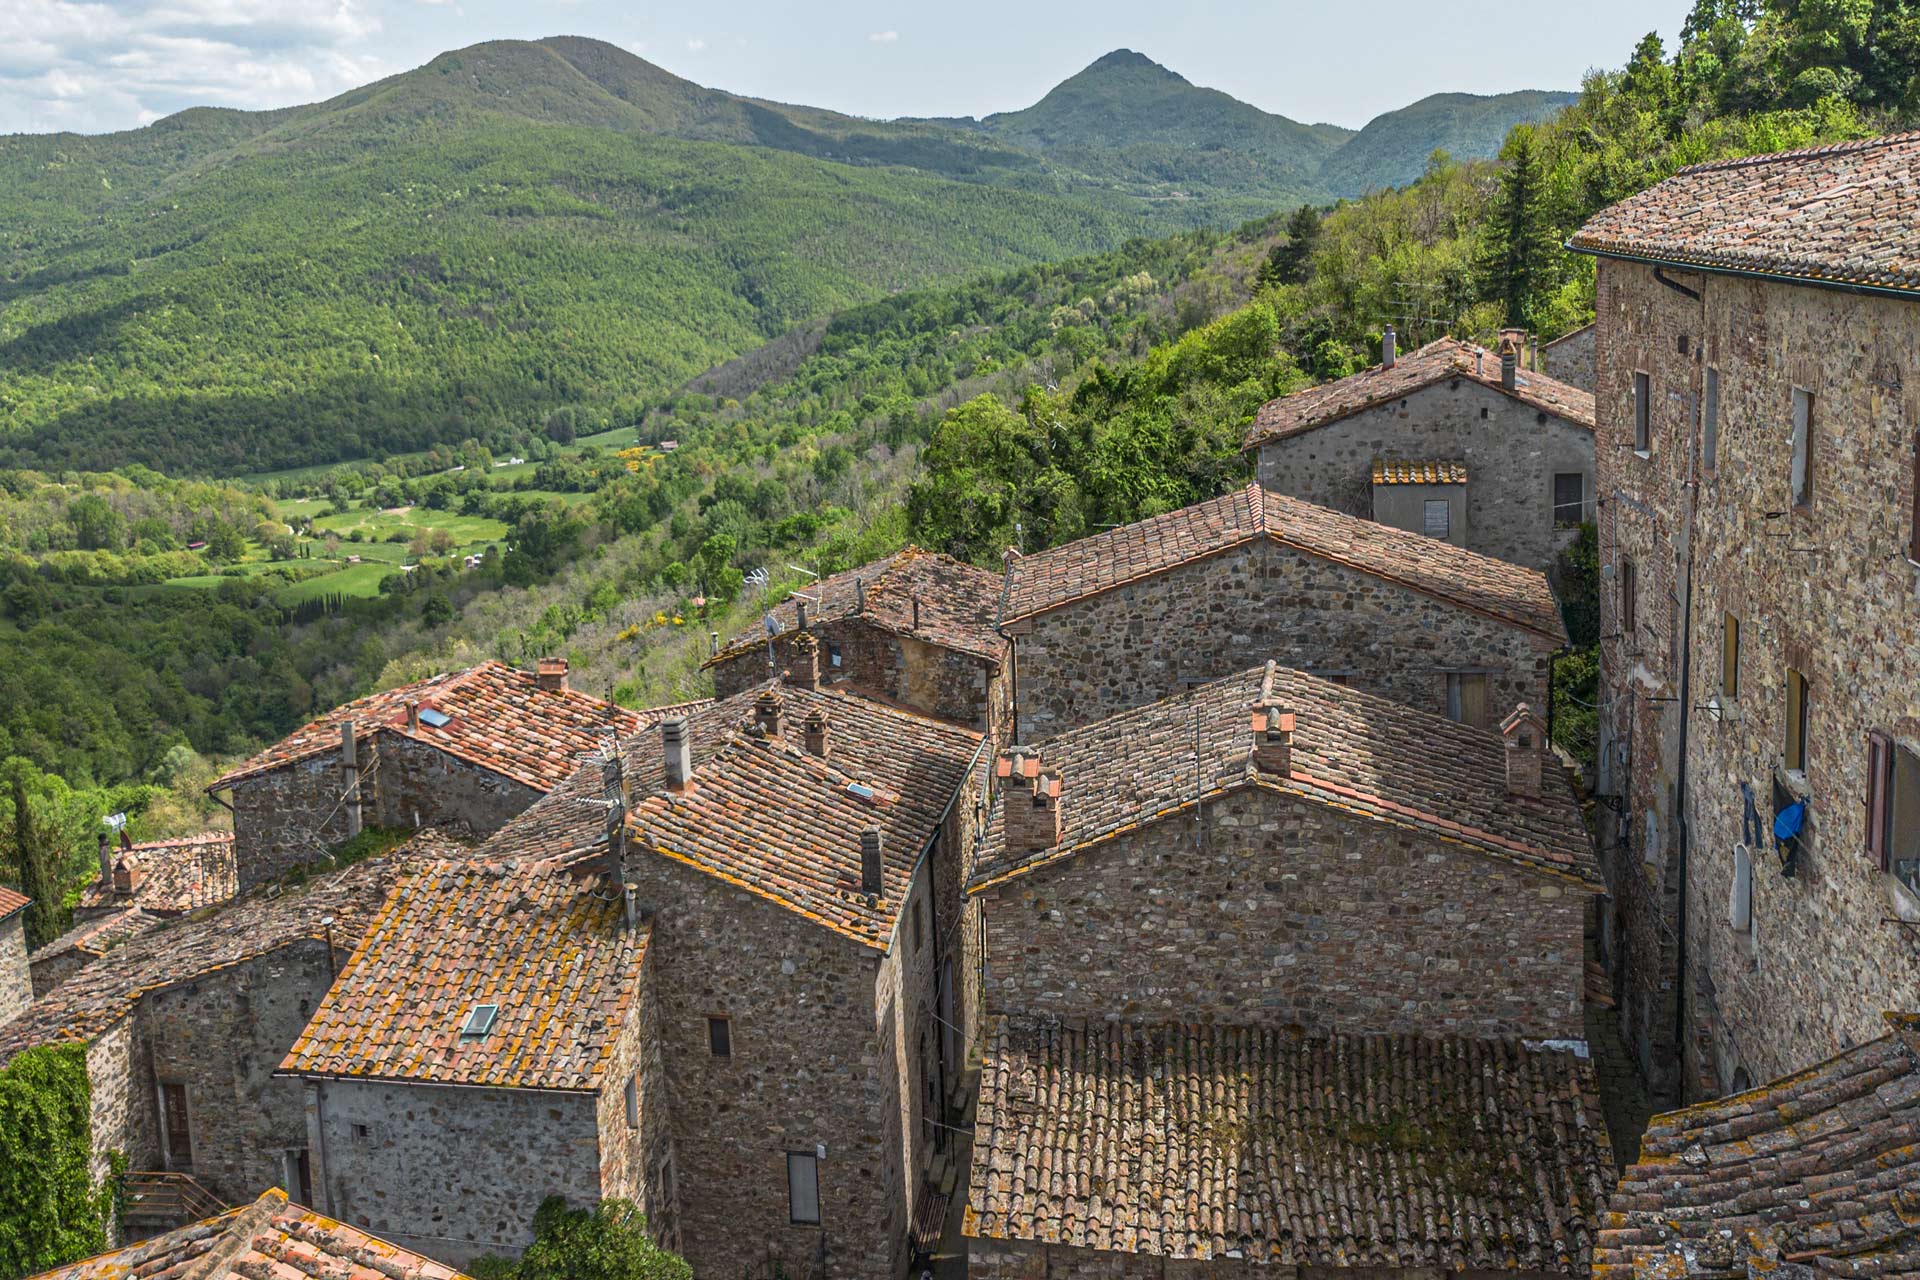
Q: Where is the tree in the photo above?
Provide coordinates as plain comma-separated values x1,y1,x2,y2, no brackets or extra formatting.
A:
1257,204,1322,289
5,765,70,950
474,1198,689,1280
1477,126,1560,330
65,497,125,553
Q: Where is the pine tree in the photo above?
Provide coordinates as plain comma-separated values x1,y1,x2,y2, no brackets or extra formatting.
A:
1258,204,1322,290
1477,127,1559,330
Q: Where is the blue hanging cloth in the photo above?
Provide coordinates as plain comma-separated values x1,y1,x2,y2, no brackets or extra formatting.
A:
1773,800,1807,843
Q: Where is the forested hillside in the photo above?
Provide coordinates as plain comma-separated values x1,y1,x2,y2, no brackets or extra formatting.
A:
1316,90,1576,196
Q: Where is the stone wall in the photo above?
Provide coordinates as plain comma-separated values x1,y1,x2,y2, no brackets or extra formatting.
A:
307,1077,604,1266
1009,540,1555,739
976,788,1587,1040
231,756,357,891
30,946,92,999
1595,261,1920,1092
1253,378,1594,573
0,911,29,1026
368,732,544,836
1542,323,1597,391
86,1016,159,1185
142,940,335,1203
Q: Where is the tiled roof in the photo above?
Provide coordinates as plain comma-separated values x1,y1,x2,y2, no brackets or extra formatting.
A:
970,663,1598,892
30,1188,468,1280
209,661,655,794
998,485,1567,641
705,546,1006,668
1243,337,1595,450
0,885,27,922
1593,1012,1920,1278
1371,458,1468,485
482,680,983,949
0,833,466,1068
281,858,645,1091
1569,131,1920,295
30,907,164,968
78,832,236,915
965,1016,1615,1271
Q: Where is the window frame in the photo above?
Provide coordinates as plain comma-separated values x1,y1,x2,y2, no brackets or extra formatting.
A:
1790,386,1814,509
1632,370,1652,454
786,1151,822,1225
1552,472,1585,528
1785,667,1810,774
707,1015,732,1059
1721,613,1740,701
160,1081,193,1168
624,1075,640,1129
1620,558,1638,644
1443,671,1490,730
1702,366,1720,472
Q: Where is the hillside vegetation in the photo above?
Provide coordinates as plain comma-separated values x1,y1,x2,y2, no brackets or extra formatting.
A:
1316,90,1577,196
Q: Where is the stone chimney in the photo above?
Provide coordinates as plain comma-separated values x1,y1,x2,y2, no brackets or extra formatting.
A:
536,656,569,693
803,708,830,758
98,833,114,886
788,630,821,690
997,747,1064,855
406,702,420,732
1500,704,1548,798
753,689,783,737
663,717,693,793
1382,324,1397,369
1249,705,1296,775
112,856,144,897
796,601,810,632
854,578,867,613
860,826,884,898
1499,335,1519,392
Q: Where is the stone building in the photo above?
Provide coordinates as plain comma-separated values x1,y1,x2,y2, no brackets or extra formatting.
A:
1593,1011,1920,1278
0,835,457,1226
1570,131,1920,1098
75,831,236,921
279,858,652,1266
0,887,29,1027
208,659,670,890
1000,484,1568,739
961,663,1611,1275
28,907,161,998
1542,322,1597,391
705,545,1009,736
29,1187,471,1280
1244,335,1595,571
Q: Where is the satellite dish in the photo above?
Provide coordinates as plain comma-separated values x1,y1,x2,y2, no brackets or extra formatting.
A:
764,614,783,636
103,813,127,831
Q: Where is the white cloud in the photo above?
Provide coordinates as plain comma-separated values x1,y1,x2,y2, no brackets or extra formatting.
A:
685,36,705,51
868,30,898,43
0,0,384,133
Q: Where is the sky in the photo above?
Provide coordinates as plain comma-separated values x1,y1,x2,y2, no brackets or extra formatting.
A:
2,0,1689,137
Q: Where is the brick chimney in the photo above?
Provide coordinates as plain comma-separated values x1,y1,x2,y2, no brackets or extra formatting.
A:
663,717,693,793
113,856,144,897
1499,335,1519,392
536,656,569,693
1249,705,1296,775
788,631,820,690
1500,704,1548,798
1382,324,1397,369
996,747,1064,855
860,826,884,898
753,689,783,736
803,708,830,758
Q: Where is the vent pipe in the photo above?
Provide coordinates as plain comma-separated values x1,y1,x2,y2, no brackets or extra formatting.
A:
1382,325,1397,369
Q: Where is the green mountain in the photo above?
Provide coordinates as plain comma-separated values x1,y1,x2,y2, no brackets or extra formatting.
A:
1316,89,1577,197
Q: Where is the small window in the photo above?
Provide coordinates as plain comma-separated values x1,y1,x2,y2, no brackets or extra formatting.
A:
1790,387,1814,507
1633,371,1651,453
912,898,925,953
624,1076,639,1129
350,1123,371,1142
1553,473,1585,527
459,1003,498,1042
827,644,843,670
707,1016,732,1058
1702,367,1720,470
1785,668,1810,773
1722,614,1740,701
417,707,452,729
1881,738,1920,899
161,1082,192,1166
787,1152,821,1225
1621,558,1638,640
1444,673,1489,730
1422,499,1450,539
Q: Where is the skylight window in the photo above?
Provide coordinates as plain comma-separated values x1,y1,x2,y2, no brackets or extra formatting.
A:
459,1003,498,1041
417,707,452,729
846,782,876,802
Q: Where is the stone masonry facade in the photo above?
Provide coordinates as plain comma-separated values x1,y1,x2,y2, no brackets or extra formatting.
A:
1254,376,1594,573
1597,257,1920,1097
0,909,27,1027
1007,540,1556,740
1542,323,1597,391
975,788,1587,1040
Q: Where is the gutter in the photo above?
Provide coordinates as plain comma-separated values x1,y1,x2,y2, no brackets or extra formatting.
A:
1567,242,1920,304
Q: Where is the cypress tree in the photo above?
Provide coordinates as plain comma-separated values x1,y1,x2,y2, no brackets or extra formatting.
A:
1478,127,1559,330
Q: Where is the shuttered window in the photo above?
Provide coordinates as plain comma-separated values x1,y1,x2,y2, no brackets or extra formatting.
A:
1867,731,1894,871
1785,668,1810,773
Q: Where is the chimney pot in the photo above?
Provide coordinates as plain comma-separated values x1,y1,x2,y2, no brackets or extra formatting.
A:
709,630,720,657
860,826,884,897
406,702,420,732
113,856,144,896
536,657,569,693
1499,334,1520,392
753,689,783,737
1500,704,1548,798
796,601,809,632
788,630,821,690
1382,325,1397,369
663,716,693,793
803,709,830,758
1250,705,1296,775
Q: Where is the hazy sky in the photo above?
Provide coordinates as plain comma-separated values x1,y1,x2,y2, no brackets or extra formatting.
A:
3,0,1688,137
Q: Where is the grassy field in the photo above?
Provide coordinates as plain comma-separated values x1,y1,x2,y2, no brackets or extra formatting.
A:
309,506,509,545
275,562,399,603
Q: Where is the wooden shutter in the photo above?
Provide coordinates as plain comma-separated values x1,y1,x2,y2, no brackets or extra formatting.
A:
1867,731,1893,870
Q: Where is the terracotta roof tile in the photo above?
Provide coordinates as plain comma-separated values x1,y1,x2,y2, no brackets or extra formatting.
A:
999,485,1567,640
0,832,467,1068
704,546,1006,668
1569,131,1920,294
30,1188,468,1280
280,858,645,1091
1243,337,1595,450
1593,1012,1920,1278
965,1016,1615,1271
78,832,236,915
30,907,165,968
970,662,1598,892
0,885,27,922
1371,458,1468,485
209,662,671,794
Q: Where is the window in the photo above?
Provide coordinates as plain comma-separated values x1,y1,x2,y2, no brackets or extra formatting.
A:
1553,473,1585,527
1444,673,1489,730
350,1122,371,1142
1422,499,1450,539
624,1075,639,1129
1729,844,1753,932
1722,614,1740,701
1790,387,1814,507
826,643,843,670
1910,430,1920,563
161,1082,192,1167
912,898,925,953
1785,667,1810,773
1868,735,1920,901
707,1016,732,1058
1633,371,1651,453
459,1003,498,1041
1703,367,1720,470
1620,558,1638,641
786,1152,821,1225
